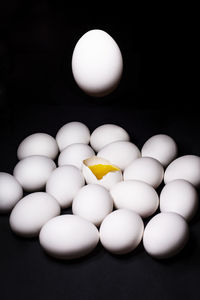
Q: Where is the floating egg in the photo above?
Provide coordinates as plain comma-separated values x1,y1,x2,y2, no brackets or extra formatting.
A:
17,133,59,160
46,165,85,208
0,172,23,213
90,124,129,152
39,215,99,259
82,156,122,190
9,192,60,237
72,184,113,226
143,212,189,259
72,29,123,97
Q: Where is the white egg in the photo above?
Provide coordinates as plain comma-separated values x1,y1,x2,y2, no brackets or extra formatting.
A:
124,157,164,188
143,212,189,259
164,155,200,188
110,180,159,218
100,209,144,255
9,192,60,237
56,121,90,152
72,184,113,226
17,133,59,160
72,29,123,97
90,124,129,152
39,215,99,259
13,155,56,192
141,134,177,167
160,179,198,221
98,141,140,170
0,172,23,213
82,156,122,190
46,165,85,208
58,143,95,169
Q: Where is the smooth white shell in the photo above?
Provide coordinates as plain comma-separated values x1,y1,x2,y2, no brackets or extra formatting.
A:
9,192,60,237
100,209,144,255
58,143,95,169
72,184,113,226
123,157,164,188
13,155,56,191
164,155,200,187
46,165,85,208
143,212,189,259
141,134,177,167
90,124,129,152
0,172,23,213
39,215,99,259
160,179,198,221
98,141,141,170
110,180,159,218
72,29,123,97
82,156,122,190
56,122,90,152
17,133,59,160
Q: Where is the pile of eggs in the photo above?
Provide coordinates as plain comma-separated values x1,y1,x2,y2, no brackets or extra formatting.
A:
0,121,200,260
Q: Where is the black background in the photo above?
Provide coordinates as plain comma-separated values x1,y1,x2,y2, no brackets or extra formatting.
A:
0,2,199,300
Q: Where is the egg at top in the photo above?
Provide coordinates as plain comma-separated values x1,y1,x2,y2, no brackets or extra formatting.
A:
72,29,123,97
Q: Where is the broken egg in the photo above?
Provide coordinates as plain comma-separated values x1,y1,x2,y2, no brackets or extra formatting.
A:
82,156,122,190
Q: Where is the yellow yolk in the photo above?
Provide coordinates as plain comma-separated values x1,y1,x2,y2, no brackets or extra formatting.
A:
89,164,120,180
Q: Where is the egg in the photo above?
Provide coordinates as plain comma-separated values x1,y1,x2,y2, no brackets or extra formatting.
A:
9,192,60,237
160,179,198,221
72,184,113,226
164,155,200,187
58,143,95,169
90,124,130,152
143,212,189,259
46,165,85,208
98,141,140,170
0,172,23,213
123,157,164,188
100,209,144,255
17,133,59,160
82,156,122,190
39,215,99,259
13,155,56,191
56,121,90,152
110,180,159,218
141,134,178,167
71,29,123,97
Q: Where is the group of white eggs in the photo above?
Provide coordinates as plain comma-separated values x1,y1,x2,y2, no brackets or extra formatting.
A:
0,122,200,260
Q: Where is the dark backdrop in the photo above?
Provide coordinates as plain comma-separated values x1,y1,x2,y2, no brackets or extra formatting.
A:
0,2,199,300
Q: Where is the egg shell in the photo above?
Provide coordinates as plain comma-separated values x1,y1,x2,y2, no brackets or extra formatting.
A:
46,165,85,208
160,179,198,221
17,133,59,160
141,134,177,167
110,180,159,218
123,157,164,188
13,155,56,192
143,212,189,259
100,209,144,255
164,155,200,187
56,122,90,152
58,143,95,169
72,184,113,226
9,192,60,237
39,215,99,259
98,141,140,170
90,124,130,152
82,156,122,190
71,29,123,97
0,172,23,213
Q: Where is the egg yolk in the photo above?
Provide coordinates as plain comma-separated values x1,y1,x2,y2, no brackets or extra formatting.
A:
89,164,120,180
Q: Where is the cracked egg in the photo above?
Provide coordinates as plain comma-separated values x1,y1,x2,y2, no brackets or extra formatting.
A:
82,156,122,190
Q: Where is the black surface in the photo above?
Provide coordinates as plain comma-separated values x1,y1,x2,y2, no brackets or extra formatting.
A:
0,2,199,300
